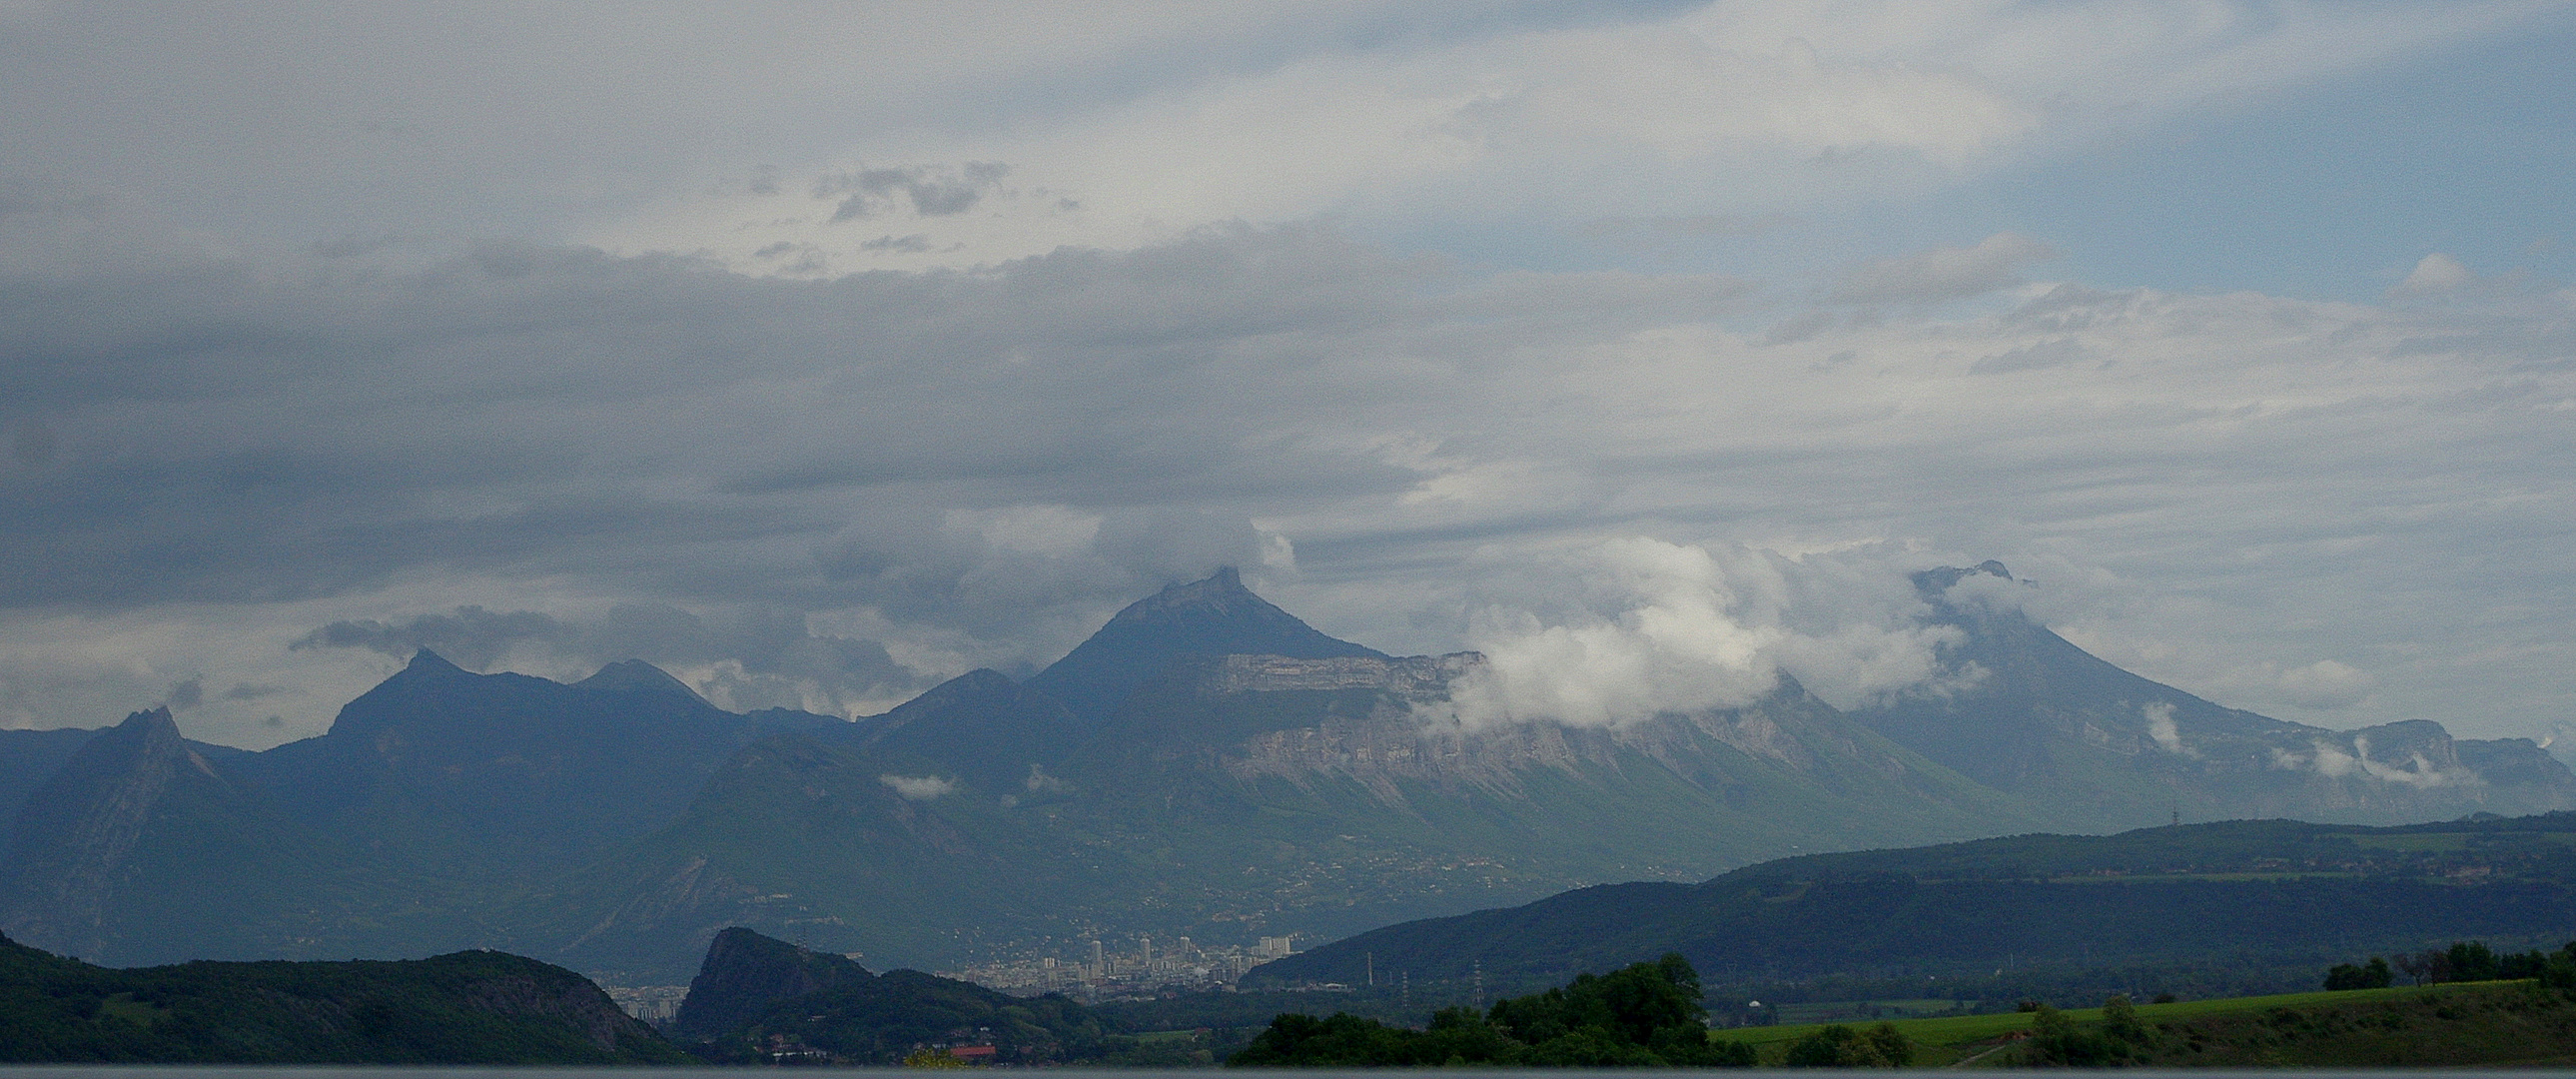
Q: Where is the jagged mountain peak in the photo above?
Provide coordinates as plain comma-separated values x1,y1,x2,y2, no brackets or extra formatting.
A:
575,658,703,703
400,648,465,675
1025,567,1385,721
116,706,180,737
1,703,206,959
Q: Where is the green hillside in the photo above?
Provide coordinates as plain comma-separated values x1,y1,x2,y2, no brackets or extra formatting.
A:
1740,980,2576,1067
1255,812,2576,996
0,931,686,1063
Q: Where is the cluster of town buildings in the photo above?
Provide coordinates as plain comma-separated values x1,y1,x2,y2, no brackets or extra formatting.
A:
602,983,688,1023
599,934,1299,1023
938,934,1299,1000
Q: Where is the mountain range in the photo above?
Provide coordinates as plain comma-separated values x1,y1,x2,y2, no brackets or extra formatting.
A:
2,562,2568,982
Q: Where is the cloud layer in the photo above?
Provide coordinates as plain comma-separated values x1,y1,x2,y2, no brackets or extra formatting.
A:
1,4,2571,750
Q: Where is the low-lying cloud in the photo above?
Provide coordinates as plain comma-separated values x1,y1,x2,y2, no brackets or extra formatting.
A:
2269,734,2469,790
1432,540,1963,729
879,773,955,800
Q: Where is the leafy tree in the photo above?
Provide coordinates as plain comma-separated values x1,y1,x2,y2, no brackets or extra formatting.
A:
2101,994,2147,1043
1231,954,1754,1067
1781,1023,1908,1067
2324,956,2393,990
2448,940,2500,982
2396,950,2445,986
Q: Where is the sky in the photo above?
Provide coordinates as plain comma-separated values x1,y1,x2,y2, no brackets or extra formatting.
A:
3,1,2574,749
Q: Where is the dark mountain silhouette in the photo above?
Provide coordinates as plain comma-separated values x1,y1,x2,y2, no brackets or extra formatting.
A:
0,655,851,967
1026,566,1383,721
837,667,1084,791
0,708,331,962
0,728,105,845
231,648,843,868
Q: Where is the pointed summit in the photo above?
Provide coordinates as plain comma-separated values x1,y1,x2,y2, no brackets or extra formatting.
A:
1027,567,1384,721
2,706,193,957
576,659,704,704
402,648,464,674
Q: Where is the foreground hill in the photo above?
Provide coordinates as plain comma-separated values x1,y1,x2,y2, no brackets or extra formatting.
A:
671,926,1112,1065
1250,811,2576,996
2,563,2568,979
0,931,683,1063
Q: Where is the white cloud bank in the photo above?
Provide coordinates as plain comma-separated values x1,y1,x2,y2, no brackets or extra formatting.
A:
1432,539,1963,729
880,774,956,800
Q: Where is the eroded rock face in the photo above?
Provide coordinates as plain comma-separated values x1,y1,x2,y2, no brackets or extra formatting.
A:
0,707,187,958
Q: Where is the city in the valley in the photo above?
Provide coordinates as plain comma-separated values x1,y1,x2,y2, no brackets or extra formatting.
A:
937,933,1303,999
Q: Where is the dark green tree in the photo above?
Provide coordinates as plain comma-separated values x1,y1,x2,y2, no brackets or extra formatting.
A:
2020,1003,2139,1067
1781,1023,1908,1067
2448,940,2500,982
1232,954,1753,1067
2324,956,2393,990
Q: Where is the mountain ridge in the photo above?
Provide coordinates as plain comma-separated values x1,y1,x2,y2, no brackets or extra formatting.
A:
1,564,2568,980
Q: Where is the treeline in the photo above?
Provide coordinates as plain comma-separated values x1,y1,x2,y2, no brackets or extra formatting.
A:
1229,955,1757,1067
2326,940,2576,991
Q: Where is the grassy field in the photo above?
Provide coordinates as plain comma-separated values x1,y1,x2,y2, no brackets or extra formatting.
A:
1718,981,2528,1067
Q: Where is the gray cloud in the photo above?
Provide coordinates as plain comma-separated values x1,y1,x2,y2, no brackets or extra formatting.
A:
163,677,202,712
0,203,2572,746
1828,233,2060,306
822,163,1010,221
290,601,928,716
222,681,285,701
861,234,933,254
293,606,571,670
1970,337,2088,374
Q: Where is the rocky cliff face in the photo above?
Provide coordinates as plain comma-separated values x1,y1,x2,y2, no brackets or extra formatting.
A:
672,925,872,1039
0,708,191,958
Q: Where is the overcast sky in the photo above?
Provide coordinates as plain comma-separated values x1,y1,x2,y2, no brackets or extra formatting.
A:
3,1,2574,748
